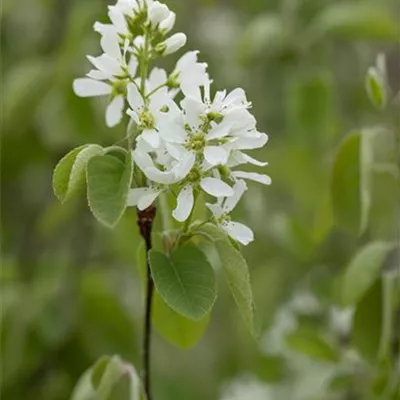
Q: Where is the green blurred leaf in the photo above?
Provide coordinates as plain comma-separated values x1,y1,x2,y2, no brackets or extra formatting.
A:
313,3,400,41
91,356,111,389
366,67,387,110
3,59,52,131
239,14,287,62
86,151,133,227
71,355,143,400
287,70,336,144
53,144,103,202
96,356,126,400
149,243,217,321
286,329,339,362
196,223,257,337
331,132,363,235
342,241,391,306
352,280,383,362
152,294,210,349
71,370,97,400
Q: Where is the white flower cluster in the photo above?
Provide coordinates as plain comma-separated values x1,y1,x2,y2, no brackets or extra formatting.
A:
73,0,270,245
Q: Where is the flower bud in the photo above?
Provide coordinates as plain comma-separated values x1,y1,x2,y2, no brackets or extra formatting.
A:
148,1,170,27
158,33,187,56
159,11,176,33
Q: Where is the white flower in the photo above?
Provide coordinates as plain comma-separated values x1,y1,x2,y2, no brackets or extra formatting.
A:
160,33,187,55
127,185,164,210
173,51,210,98
159,11,176,33
206,180,254,245
132,149,195,185
173,177,234,222
73,30,138,127
126,68,170,148
148,1,170,27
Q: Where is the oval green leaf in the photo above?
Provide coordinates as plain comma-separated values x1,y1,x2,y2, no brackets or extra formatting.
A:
86,151,133,227
342,241,391,306
149,243,217,321
331,132,363,235
195,223,257,337
53,144,104,203
152,294,210,349
366,67,387,110
352,280,383,362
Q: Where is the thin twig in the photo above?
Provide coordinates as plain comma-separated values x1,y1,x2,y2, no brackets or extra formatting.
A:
137,205,157,400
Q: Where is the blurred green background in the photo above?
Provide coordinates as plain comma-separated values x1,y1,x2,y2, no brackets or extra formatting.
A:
1,0,400,399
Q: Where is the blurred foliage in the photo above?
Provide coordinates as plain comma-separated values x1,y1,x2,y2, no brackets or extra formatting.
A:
1,0,400,399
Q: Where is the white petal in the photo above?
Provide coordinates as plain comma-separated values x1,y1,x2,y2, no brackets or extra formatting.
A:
145,167,177,184
233,132,269,150
106,96,124,127
172,185,194,222
232,171,271,185
87,54,121,76
180,82,202,101
159,121,187,144
176,51,199,72
228,151,268,167
163,33,187,55
204,146,229,166
100,31,121,59
159,11,176,32
222,88,247,108
205,203,224,219
165,143,187,160
174,151,196,180
148,67,168,90
141,129,160,148
137,190,161,210
223,179,247,213
128,57,138,77
180,97,205,128
127,188,146,206
86,69,110,80
222,221,254,245
133,150,155,170
73,78,111,97
206,122,231,140
148,1,169,27
127,83,144,111
200,178,234,197
108,6,128,34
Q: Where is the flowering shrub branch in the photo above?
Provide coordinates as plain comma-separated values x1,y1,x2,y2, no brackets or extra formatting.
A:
53,0,271,398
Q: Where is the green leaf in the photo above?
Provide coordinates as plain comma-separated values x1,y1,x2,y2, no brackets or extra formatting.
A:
352,280,383,362
331,132,363,235
91,356,111,389
196,223,257,337
72,355,143,400
286,329,339,362
96,356,126,400
342,242,391,306
313,3,399,41
239,14,287,62
287,70,335,145
86,151,133,227
53,144,103,202
71,370,97,400
152,294,210,349
366,67,387,110
149,243,217,321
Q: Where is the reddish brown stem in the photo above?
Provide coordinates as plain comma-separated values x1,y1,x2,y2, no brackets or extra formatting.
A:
137,205,157,400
